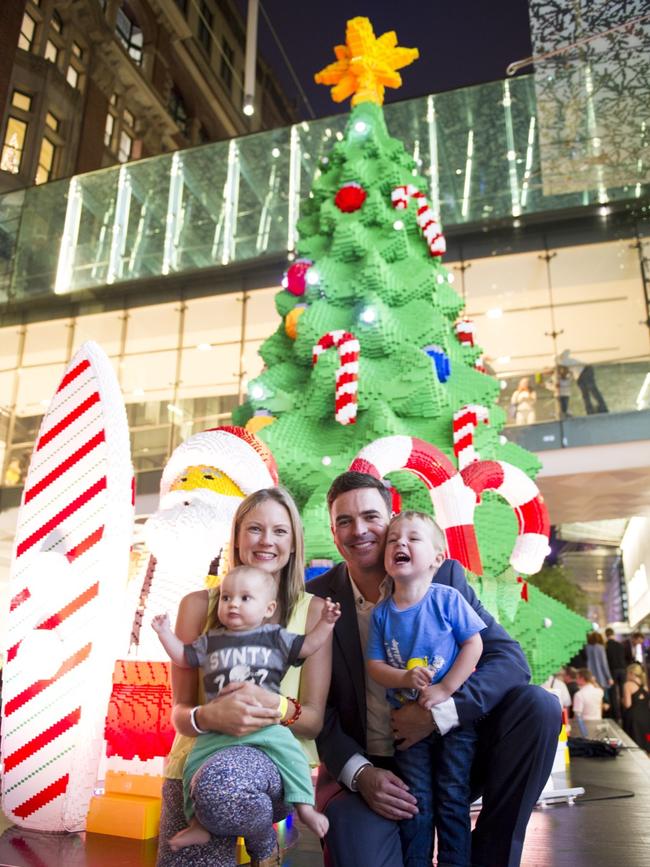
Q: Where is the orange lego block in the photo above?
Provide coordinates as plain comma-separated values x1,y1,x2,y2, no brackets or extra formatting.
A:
105,771,164,798
86,791,161,839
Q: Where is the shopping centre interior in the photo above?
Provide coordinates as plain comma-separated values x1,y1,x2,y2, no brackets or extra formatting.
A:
1,1,650,865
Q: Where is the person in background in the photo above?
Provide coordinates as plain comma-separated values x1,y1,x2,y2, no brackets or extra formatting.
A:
542,669,572,711
557,349,608,415
562,666,580,713
621,663,650,753
509,377,537,426
573,669,604,721
545,365,573,418
585,632,613,712
604,628,626,722
624,632,648,672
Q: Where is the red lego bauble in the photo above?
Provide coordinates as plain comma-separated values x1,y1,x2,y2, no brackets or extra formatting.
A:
284,258,313,296
334,182,367,212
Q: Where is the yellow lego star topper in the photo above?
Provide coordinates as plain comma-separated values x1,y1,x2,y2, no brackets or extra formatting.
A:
314,16,419,107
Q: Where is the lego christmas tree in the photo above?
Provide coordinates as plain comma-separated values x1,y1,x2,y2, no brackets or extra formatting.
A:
234,17,589,681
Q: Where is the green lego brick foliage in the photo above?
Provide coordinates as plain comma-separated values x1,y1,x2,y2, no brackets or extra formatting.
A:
233,100,590,682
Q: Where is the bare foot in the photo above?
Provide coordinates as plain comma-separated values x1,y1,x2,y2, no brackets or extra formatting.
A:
295,803,329,838
169,819,211,851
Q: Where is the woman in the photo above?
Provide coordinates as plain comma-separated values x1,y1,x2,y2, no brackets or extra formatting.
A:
156,487,331,867
585,632,613,710
572,668,604,721
509,377,537,425
622,663,650,752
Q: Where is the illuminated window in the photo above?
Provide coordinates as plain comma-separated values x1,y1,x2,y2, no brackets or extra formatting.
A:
198,1,212,55
19,13,36,51
66,65,79,88
123,108,135,129
220,38,234,91
51,11,63,33
45,111,59,132
118,130,132,163
35,137,55,185
11,91,32,112
104,112,115,147
1,118,28,174
72,41,83,59
110,93,118,107
116,4,143,65
44,40,59,64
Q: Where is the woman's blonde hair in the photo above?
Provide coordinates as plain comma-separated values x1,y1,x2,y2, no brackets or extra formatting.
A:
626,662,648,689
228,487,305,627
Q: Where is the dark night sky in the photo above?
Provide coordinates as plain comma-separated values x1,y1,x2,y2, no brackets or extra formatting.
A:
236,0,534,120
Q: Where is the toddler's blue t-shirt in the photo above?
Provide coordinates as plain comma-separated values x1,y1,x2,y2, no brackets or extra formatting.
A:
367,583,486,707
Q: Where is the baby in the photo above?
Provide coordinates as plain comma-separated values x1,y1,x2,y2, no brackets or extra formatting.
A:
152,564,340,851
366,511,485,867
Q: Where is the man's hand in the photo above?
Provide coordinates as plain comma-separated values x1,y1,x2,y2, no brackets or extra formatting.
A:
201,682,281,737
405,666,434,690
391,701,436,750
418,682,450,710
356,767,418,821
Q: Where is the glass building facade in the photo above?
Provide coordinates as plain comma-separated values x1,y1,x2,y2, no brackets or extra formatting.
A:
0,73,649,493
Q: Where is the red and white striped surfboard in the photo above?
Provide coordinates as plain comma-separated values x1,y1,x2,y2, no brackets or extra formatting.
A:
1,341,133,831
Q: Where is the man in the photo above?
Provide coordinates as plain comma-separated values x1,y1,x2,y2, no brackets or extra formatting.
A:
308,472,560,867
604,628,627,721
624,632,647,669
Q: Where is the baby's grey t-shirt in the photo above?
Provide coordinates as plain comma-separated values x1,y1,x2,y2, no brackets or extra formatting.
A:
184,623,305,701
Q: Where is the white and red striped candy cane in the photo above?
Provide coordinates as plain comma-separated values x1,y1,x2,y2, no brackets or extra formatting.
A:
349,436,482,574
461,461,550,575
453,404,489,469
475,356,487,374
454,318,475,347
391,184,446,256
312,330,359,425
349,436,550,576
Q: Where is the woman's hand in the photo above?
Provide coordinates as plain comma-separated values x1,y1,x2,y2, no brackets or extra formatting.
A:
201,682,281,737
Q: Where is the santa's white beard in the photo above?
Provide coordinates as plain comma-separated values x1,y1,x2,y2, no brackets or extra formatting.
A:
144,489,239,579
133,490,240,659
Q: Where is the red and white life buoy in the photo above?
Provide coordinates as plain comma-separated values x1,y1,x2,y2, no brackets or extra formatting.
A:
349,436,549,576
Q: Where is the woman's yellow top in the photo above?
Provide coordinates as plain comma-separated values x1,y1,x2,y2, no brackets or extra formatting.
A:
165,589,318,779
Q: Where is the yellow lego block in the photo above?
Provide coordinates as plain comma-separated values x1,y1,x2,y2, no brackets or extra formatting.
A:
86,791,161,839
105,771,164,799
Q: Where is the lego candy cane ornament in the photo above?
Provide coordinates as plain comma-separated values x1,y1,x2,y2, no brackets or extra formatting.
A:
349,436,550,576
391,184,446,256
454,318,475,347
453,404,489,469
460,460,550,576
312,330,359,425
349,435,481,572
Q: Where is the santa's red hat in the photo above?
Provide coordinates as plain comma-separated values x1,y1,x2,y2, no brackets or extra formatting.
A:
160,426,279,497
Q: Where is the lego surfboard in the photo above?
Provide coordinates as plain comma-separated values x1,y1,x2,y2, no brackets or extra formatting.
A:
1,341,133,831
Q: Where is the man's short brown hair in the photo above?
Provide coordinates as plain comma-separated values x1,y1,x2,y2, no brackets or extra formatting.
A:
327,471,393,514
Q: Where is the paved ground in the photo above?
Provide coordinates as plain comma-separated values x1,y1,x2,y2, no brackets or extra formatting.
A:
1,720,648,866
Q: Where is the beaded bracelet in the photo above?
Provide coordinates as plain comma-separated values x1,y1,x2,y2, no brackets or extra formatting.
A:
280,696,302,727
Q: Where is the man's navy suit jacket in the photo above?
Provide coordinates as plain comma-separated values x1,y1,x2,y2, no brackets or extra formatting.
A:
308,559,531,779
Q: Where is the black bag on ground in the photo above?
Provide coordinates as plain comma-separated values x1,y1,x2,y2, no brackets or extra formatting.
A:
568,736,621,757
